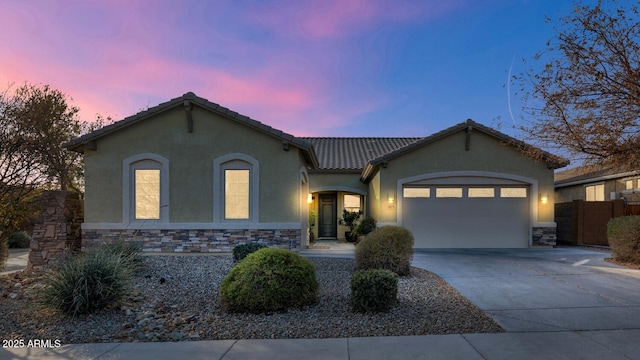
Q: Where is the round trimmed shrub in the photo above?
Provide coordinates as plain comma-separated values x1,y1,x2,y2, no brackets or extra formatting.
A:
233,243,268,262
40,249,133,316
355,225,414,276
8,231,31,248
607,216,640,264
220,248,319,313
351,268,398,313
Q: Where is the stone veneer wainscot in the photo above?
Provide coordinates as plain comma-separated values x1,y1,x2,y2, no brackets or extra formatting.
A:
82,229,301,253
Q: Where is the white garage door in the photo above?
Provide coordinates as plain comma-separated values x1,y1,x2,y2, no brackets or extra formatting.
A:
402,185,530,248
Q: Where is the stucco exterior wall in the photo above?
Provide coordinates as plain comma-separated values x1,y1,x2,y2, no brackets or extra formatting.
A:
372,131,556,225
83,105,306,225
555,178,622,203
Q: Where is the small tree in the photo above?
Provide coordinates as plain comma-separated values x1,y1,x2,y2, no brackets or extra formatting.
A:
339,209,362,241
516,1,640,170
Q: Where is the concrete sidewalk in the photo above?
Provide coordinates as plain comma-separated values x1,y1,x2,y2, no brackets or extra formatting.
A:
1,248,29,275
3,330,640,359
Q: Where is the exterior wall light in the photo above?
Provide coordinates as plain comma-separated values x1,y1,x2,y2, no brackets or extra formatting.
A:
540,192,548,204
388,193,395,203
308,193,313,204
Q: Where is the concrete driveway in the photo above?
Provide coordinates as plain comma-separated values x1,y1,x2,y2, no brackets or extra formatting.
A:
412,248,640,332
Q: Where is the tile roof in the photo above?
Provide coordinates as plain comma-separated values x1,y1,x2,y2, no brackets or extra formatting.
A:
301,137,422,170
554,165,640,187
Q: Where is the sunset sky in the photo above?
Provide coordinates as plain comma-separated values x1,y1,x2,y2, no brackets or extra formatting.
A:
1,0,582,137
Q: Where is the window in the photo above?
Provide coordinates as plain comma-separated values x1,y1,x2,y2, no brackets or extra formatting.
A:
344,194,361,212
585,184,605,201
225,169,249,219
135,169,160,219
500,187,527,198
123,153,169,223
436,188,463,198
625,179,635,190
214,153,259,223
403,187,430,198
468,188,495,198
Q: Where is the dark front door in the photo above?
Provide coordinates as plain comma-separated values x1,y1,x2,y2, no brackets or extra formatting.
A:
318,194,337,238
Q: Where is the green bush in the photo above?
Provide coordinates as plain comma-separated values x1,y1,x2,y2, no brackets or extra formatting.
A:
220,248,319,313
607,216,640,264
8,231,31,248
355,225,414,276
100,239,145,272
40,249,133,316
351,269,398,313
233,243,268,262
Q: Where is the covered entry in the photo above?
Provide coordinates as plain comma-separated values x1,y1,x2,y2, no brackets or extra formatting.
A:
400,175,532,248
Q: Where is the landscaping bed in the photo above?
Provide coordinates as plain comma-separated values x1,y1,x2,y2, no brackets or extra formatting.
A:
0,255,503,343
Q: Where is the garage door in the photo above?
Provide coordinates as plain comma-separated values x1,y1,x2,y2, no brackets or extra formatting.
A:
402,185,529,248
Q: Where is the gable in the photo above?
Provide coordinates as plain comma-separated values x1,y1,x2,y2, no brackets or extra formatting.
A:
361,119,569,182
64,92,318,168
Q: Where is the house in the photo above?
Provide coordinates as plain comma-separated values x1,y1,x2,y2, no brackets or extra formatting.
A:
555,166,640,203
64,92,568,252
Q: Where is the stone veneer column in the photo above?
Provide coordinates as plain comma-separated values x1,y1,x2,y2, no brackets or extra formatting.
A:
28,191,83,268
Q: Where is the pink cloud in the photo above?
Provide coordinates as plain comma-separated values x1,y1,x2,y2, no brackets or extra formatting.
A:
249,0,467,39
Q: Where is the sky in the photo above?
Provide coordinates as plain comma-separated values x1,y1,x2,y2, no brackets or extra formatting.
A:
0,0,583,138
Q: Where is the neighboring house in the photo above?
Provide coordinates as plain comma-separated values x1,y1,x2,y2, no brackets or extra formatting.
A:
64,92,568,252
555,166,640,203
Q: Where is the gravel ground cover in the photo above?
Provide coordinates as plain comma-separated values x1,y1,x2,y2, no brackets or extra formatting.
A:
0,255,503,343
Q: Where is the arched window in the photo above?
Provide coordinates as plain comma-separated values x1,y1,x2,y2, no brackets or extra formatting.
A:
214,154,259,222
123,154,169,223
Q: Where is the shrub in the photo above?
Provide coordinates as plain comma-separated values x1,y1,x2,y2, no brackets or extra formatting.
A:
100,239,145,272
0,236,7,271
220,248,319,313
351,269,398,313
354,216,376,244
233,243,268,262
355,225,414,276
8,231,31,248
40,249,133,316
607,216,640,264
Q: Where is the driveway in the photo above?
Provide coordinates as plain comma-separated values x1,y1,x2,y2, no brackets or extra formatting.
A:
412,248,640,332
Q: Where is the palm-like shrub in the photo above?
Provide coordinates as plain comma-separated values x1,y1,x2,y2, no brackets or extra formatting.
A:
40,249,133,316
220,248,318,313
355,226,414,276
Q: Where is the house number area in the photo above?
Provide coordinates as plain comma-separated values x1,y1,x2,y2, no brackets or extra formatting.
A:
2,339,62,348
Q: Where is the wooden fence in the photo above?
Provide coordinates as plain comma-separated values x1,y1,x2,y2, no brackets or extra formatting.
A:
555,200,625,246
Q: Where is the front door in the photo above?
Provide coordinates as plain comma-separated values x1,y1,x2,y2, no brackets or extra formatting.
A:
318,194,337,238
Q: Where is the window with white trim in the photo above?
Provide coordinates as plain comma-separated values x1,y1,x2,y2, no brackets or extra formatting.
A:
124,154,169,223
625,179,635,190
225,169,250,219
135,169,160,219
344,194,361,212
214,154,259,223
585,184,605,201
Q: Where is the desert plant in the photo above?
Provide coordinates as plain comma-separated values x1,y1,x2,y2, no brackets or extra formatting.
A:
8,231,32,248
40,249,133,316
351,268,398,313
220,248,319,313
232,243,268,262
607,216,640,264
355,225,414,276
100,239,145,271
